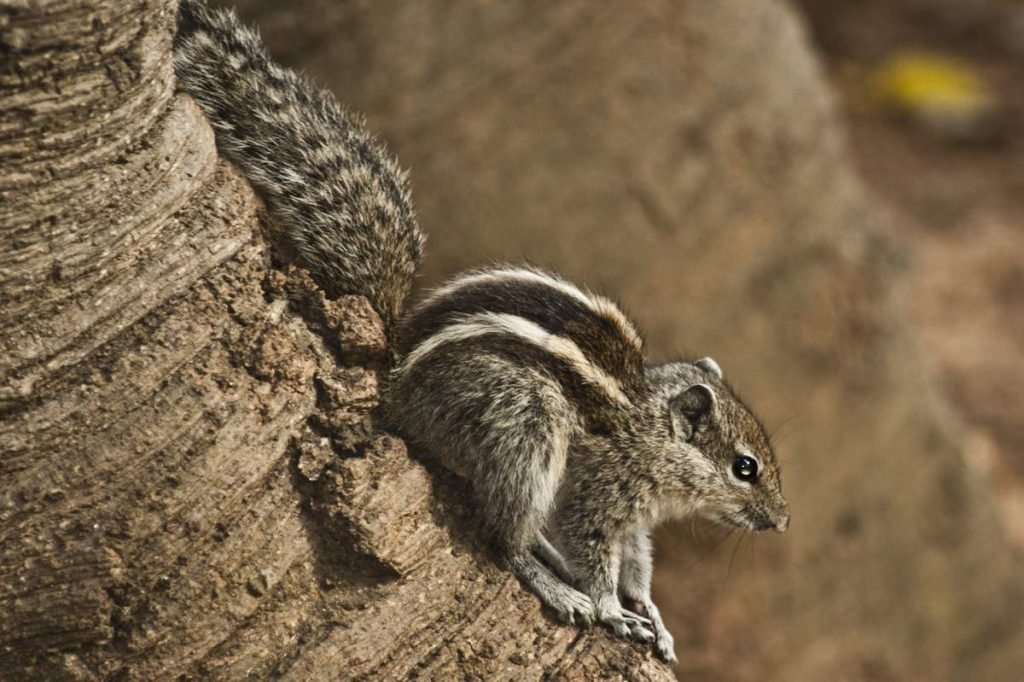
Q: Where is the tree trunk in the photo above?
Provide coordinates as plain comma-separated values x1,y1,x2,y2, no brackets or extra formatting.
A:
6,1,1024,680
1,1,670,679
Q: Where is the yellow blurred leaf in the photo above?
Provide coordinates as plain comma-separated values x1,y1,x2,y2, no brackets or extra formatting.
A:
867,51,999,139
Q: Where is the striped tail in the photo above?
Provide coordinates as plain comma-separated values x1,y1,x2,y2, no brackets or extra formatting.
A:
174,0,423,331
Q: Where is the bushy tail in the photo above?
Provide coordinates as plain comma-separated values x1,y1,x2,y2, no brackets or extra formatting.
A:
173,0,423,331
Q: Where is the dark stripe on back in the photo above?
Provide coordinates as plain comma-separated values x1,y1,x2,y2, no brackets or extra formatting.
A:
398,274,644,390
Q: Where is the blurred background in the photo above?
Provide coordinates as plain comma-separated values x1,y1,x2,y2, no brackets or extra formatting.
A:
226,0,1023,679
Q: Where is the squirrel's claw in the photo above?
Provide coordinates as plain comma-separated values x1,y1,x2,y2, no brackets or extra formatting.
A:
547,586,595,626
594,599,655,644
620,607,653,627
638,599,677,664
654,637,679,664
629,623,656,644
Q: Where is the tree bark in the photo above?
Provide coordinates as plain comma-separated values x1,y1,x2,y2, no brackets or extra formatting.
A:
6,1,1024,680
1,1,671,679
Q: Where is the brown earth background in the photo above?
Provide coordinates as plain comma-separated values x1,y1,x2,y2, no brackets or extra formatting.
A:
2,0,1022,680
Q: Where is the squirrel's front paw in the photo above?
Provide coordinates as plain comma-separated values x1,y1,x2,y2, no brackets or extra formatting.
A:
637,598,676,663
594,598,655,644
652,626,677,664
546,584,595,626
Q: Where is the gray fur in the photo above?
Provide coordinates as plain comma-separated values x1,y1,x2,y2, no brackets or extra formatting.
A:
174,3,788,663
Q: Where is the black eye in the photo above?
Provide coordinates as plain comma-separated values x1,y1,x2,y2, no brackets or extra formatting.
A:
732,455,758,482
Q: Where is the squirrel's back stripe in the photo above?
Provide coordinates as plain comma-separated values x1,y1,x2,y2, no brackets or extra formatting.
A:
423,267,596,316
419,267,642,350
400,312,631,406
399,267,644,387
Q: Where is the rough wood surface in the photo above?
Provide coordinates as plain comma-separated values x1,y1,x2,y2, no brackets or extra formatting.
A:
0,1,673,679
6,0,1023,679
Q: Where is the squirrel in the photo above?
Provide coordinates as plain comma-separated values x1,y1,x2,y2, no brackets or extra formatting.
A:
174,0,790,664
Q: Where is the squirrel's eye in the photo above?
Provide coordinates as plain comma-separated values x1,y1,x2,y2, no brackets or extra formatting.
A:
732,455,758,483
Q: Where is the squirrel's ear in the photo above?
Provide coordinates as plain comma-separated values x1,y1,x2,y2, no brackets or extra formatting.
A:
669,384,717,440
695,357,723,380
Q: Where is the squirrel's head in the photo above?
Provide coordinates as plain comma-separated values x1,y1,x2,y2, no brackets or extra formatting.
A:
648,358,789,533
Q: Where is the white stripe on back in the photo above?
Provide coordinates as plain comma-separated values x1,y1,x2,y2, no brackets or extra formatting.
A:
401,311,630,405
418,266,643,350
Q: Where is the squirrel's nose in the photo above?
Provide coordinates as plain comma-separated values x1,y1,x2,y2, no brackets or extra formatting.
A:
773,511,790,533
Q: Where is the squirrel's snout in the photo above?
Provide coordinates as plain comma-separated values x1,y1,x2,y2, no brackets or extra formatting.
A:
773,510,790,533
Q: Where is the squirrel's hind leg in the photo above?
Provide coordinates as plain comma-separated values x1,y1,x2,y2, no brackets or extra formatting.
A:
499,551,594,625
388,349,591,623
468,376,595,624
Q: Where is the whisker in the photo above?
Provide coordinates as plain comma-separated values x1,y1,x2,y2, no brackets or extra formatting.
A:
767,414,799,442
725,530,745,582
683,527,735,574
770,426,805,451
772,426,804,449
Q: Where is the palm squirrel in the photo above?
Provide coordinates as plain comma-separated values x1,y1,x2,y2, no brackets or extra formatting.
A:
174,0,790,663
